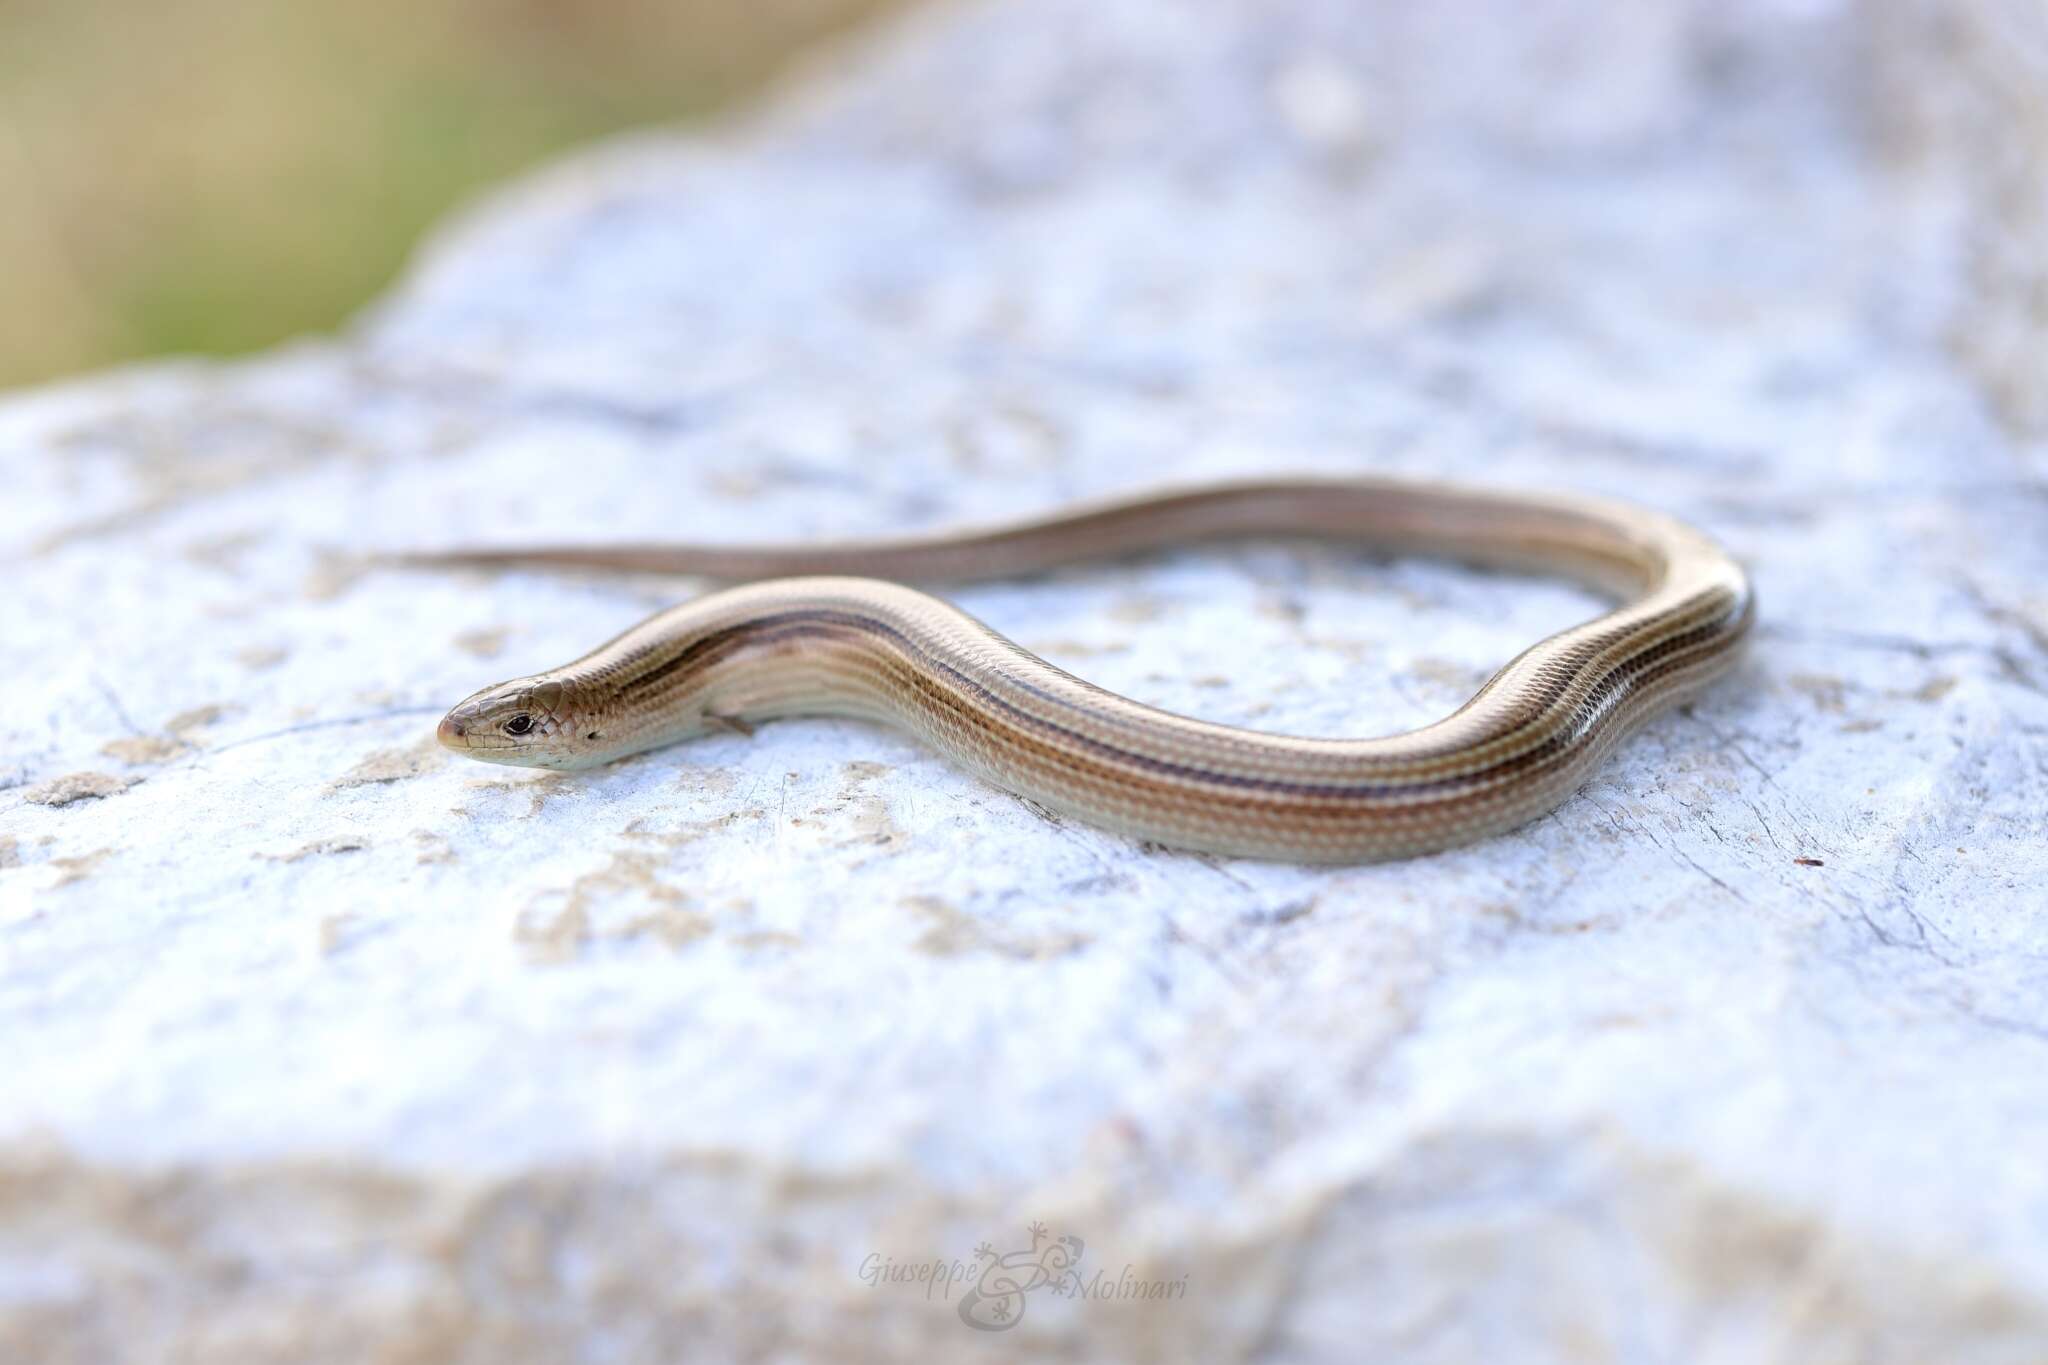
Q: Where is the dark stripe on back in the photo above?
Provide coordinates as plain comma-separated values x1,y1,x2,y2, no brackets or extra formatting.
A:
601,601,1742,804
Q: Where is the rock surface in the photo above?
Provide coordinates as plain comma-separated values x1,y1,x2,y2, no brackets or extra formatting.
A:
4,0,2047,1360
1883,0,2048,435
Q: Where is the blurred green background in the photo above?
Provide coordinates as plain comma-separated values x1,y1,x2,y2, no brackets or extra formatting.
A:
0,0,892,390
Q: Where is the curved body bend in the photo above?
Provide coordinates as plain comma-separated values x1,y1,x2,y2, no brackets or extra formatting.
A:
429,478,1753,862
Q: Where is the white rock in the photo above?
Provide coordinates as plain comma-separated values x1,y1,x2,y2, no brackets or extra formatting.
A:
3,0,2046,1359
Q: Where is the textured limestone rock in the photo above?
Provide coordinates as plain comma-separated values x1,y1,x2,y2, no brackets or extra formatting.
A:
1871,0,2048,434
4,1,2047,1361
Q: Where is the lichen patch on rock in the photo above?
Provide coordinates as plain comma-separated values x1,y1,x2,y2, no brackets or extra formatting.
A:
22,772,137,806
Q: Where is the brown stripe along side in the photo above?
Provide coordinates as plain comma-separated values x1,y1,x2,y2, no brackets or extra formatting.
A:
586,576,1747,859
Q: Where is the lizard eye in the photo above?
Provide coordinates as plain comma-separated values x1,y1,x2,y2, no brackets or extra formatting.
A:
503,714,534,736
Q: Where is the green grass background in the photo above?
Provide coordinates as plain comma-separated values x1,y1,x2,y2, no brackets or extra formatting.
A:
0,0,890,389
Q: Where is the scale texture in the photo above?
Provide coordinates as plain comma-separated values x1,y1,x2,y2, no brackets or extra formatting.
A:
3,1,2046,1361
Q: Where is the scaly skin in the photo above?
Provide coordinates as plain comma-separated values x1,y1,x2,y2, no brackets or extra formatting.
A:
426,478,1753,862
